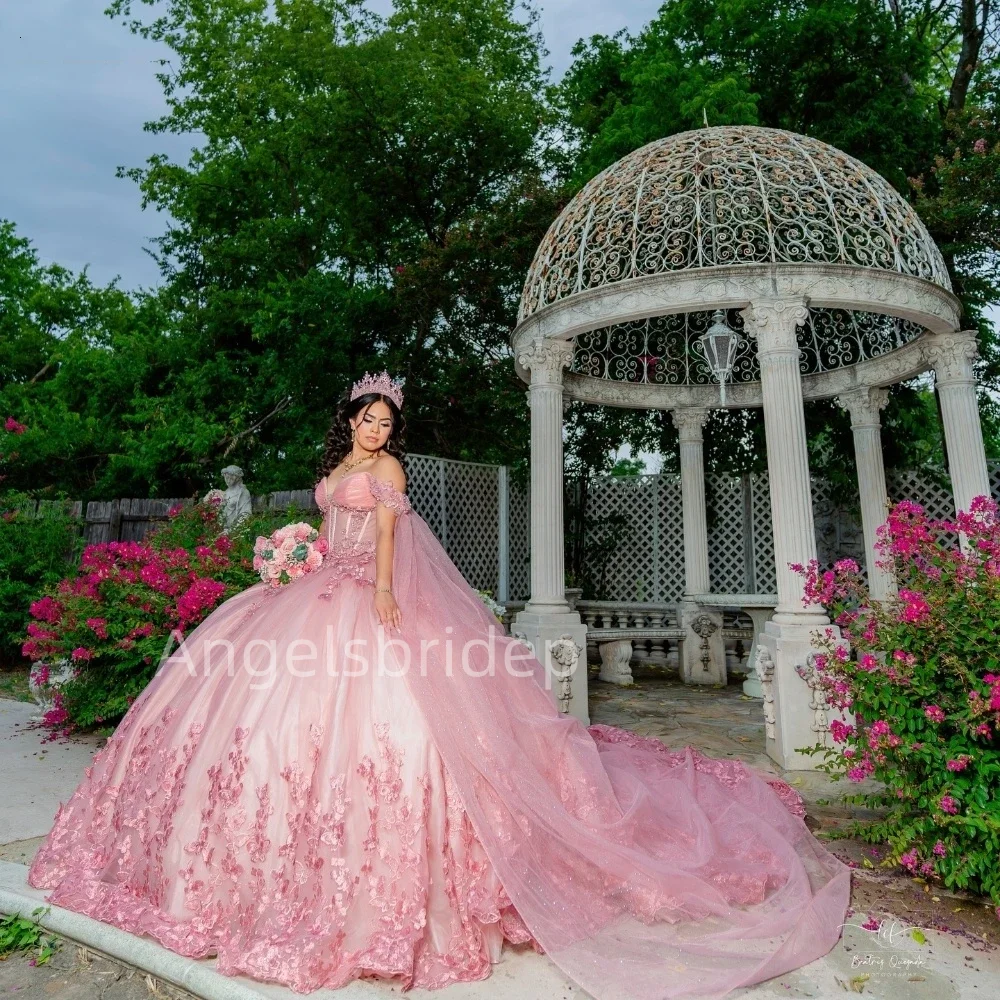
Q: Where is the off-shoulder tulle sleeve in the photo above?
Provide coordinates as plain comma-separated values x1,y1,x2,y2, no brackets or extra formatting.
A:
367,474,411,516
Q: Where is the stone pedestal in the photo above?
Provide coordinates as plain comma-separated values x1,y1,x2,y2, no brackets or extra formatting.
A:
678,600,726,685
511,611,590,723
741,606,776,698
755,621,841,769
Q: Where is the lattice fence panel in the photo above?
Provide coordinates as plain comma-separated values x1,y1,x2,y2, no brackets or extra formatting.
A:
707,474,747,593
507,478,531,601
657,474,685,601
750,472,777,594
584,474,662,602
442,461,500,592
405,455,446,541
886,468,954,520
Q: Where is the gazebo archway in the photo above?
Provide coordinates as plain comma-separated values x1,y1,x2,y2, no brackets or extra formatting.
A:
509,125,988,769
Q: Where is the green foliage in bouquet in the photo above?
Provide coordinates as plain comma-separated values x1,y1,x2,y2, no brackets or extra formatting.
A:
797,496,1000,909
19,495,316,732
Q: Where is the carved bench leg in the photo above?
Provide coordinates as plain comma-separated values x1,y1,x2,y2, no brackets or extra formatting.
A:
598,639,634,685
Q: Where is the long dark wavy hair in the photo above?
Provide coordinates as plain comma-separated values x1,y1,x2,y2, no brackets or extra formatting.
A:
316,390,408,480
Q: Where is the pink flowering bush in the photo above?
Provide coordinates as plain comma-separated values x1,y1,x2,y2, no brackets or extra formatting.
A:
0,489,83,669
797,495,1000,906
18,496,308,732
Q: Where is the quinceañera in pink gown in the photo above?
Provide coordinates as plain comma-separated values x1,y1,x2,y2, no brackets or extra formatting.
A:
27,408,850,1000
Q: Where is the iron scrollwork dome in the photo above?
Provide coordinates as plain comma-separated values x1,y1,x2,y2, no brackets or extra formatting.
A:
513,126,960,404
520,125,950,321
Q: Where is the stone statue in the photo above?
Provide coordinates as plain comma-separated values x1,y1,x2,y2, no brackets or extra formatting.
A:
203,465,252,532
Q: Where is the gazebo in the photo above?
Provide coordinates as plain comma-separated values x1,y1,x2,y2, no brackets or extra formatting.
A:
510,125,989,769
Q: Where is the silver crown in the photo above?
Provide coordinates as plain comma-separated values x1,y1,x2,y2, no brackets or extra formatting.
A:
350,370,404,409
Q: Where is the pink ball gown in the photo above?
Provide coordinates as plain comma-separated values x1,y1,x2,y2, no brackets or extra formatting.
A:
27,470,851,999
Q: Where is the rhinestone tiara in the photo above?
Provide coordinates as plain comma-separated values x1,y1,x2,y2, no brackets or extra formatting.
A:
350,370,404,409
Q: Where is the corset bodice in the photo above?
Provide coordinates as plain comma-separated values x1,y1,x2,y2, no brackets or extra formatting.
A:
312,471,412,595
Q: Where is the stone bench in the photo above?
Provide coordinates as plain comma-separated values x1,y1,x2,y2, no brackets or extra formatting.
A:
590,625,687,685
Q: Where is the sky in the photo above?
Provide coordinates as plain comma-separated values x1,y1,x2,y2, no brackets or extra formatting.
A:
0,1,657,291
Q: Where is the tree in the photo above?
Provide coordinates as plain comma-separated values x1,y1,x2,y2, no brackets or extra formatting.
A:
98,0,557,486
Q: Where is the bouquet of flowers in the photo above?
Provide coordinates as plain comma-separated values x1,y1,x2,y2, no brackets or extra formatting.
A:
476,588,506,622
253,523,328,588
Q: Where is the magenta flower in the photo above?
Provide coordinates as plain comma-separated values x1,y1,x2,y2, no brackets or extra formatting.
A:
974,137,987,153
939,795,959,814
858,653,879,672
933,841,947,857
946,756,970,772
829,719,854,743
70,646,93,662
899,849,918,871
4,416,26,434
898,589,931,624
85,617,109,639
29,595,64,624
861,916,881,931
924,705,945,723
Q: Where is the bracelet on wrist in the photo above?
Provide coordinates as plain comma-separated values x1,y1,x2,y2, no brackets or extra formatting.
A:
374,586,392,594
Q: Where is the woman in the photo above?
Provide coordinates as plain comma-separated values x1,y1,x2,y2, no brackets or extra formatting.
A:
27,371,851,1000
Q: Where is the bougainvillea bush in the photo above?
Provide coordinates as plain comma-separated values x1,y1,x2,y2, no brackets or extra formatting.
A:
798,496,1000,907
0,490,83,670
19,497,309,733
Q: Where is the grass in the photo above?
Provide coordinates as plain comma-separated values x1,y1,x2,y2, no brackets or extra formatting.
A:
0,665,32,702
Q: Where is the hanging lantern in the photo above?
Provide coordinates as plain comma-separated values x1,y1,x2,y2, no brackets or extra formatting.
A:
698,309,742,405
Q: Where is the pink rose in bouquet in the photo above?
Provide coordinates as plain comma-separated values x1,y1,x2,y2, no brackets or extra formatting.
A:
253,522,328,588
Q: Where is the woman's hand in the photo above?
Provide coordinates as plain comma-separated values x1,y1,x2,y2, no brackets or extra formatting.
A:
374,590,402,631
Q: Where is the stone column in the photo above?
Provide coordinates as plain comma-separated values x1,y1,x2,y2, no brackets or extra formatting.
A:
518,338,573,614
741,297,827,625
741,297,838,769
512,337,590,723
671,409,711,595
835,387,895,601
925,330,991,517
671,408,725,684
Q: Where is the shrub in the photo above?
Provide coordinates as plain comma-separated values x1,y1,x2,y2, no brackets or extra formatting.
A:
0,490,83,669
18,496,311,732
798,496,1000,908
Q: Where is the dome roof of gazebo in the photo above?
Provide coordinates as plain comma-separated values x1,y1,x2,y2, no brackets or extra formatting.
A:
511,126,961,407
519,126,951,322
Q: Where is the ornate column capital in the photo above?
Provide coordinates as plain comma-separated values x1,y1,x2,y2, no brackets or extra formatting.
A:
835,386,890,429
740,296,810,355
516,337,574,386
670,408,711,443
924,329,980,386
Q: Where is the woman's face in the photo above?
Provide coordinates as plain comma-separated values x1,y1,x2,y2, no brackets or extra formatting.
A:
351,400,393,452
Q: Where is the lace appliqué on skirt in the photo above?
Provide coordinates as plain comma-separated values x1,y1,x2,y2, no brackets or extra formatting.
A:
27,708,542,993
